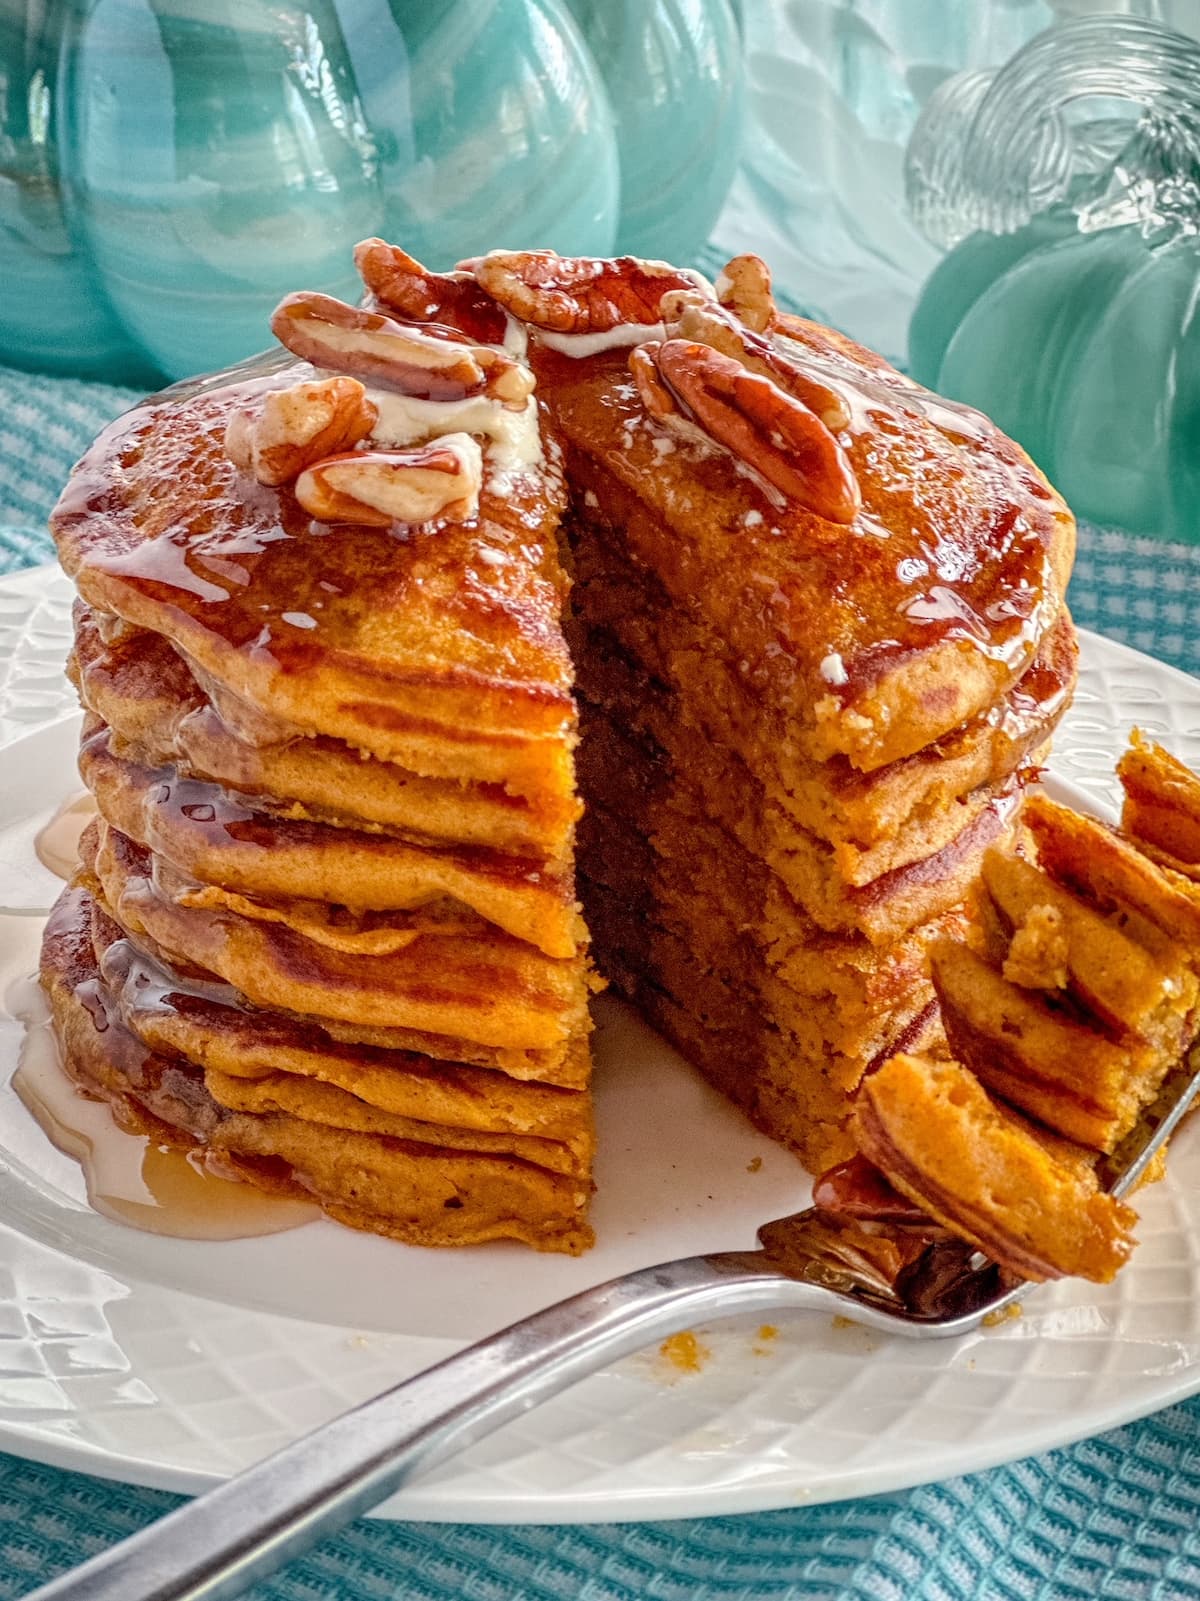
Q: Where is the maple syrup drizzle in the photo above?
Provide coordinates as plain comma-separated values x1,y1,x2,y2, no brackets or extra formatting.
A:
34,791,98,882
6,975,317,1241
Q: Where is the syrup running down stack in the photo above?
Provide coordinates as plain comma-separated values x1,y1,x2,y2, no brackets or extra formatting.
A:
513,252,1078,1170
46,255,596,1252
43,239,1082,1251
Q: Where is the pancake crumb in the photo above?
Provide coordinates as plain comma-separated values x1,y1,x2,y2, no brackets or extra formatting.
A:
982,1302,1023,1328
752,1323,778,1357
1003,902,1069,990
746,1155,763,1173
659,1330,709,1373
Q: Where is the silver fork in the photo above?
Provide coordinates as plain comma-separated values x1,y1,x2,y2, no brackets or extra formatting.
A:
27,1046,1200,1601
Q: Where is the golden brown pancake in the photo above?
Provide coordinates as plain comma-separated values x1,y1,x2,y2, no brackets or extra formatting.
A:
97,931,592,1170
83,821,589,1062
44,240,1085,1239
569,523,1078,859
52,369,577,800
1119,733,1200,872
71,601,578,859
816,764,1200,1289
44,886,593,1251
856,1053,1135,1284
537,320,1074,776
1025,793,1200,948
79,717,582,957
89,895,589,1089
577,697,1024,943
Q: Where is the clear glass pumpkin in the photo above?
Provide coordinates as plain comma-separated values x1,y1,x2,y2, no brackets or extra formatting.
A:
907,14,1200,544
0,0,620,384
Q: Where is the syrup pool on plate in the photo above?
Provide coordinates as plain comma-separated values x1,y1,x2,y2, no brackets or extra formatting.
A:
1,943,318,1241
34,789,97,882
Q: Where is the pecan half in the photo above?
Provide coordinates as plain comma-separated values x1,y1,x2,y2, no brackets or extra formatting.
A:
354,238,511,346
634,340,861,525
223,377,377,487
270,292,532,409
474,250,709,334
295,436,484,527
715,253,775,333
661,297,851,433
628,344,678,423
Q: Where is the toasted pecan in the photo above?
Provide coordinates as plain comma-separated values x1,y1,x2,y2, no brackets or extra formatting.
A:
635,339,861,524
223,377,377,487
354,238,511,346
270,292,531,409
715,253,776,333
662,297,851,432
294,436,483,527
474,250,708,334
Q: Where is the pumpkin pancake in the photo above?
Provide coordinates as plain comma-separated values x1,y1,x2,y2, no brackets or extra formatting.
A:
536,318,1074,775
71,601,576,859
576,694,1024,943
43,885,593,1251
83,821,588,1061
89,896,587,1088
43,239,1085,1241
856,1053,1135,1284
95,921,591,1163
817,741,1200,1287
51,366,575,799
79,717,582,957
1119,732,1200,874
569,531,1078,861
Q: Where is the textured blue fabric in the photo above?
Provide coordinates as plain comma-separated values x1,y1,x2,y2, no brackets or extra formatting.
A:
4,359,1200,1601
0,366,140,533
7,1402,1200,1601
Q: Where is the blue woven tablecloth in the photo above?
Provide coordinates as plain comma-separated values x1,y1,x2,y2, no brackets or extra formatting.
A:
5,362,1200,1601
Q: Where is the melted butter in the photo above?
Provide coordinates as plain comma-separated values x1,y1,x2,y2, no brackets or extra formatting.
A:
360,384,543,473
7,976,317,1241
35,791,98,881
538,321,670,357
533,268,715,358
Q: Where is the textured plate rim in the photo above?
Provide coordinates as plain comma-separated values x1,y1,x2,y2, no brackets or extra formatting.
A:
0,561,1198,1524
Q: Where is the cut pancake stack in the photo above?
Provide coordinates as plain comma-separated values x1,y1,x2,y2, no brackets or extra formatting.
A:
46,263,596,1251
517,265,1078,1173
43,239,1088,1251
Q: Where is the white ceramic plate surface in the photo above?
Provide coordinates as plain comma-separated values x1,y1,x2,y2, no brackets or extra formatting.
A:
1,562,1199,1524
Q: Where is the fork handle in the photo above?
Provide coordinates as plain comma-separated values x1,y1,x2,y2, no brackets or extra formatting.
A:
28,1251,822,1601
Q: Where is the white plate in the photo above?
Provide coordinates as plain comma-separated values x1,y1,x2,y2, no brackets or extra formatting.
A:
1,562,1199,1525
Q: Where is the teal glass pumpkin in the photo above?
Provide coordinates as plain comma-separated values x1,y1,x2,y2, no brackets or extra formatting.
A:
906,15,1200,544
0,0,620,385
563,0,743,263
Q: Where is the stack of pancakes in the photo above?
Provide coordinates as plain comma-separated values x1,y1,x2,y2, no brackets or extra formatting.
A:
532,310,1077,1172
45,339,595,1252
42,240,1085,1249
